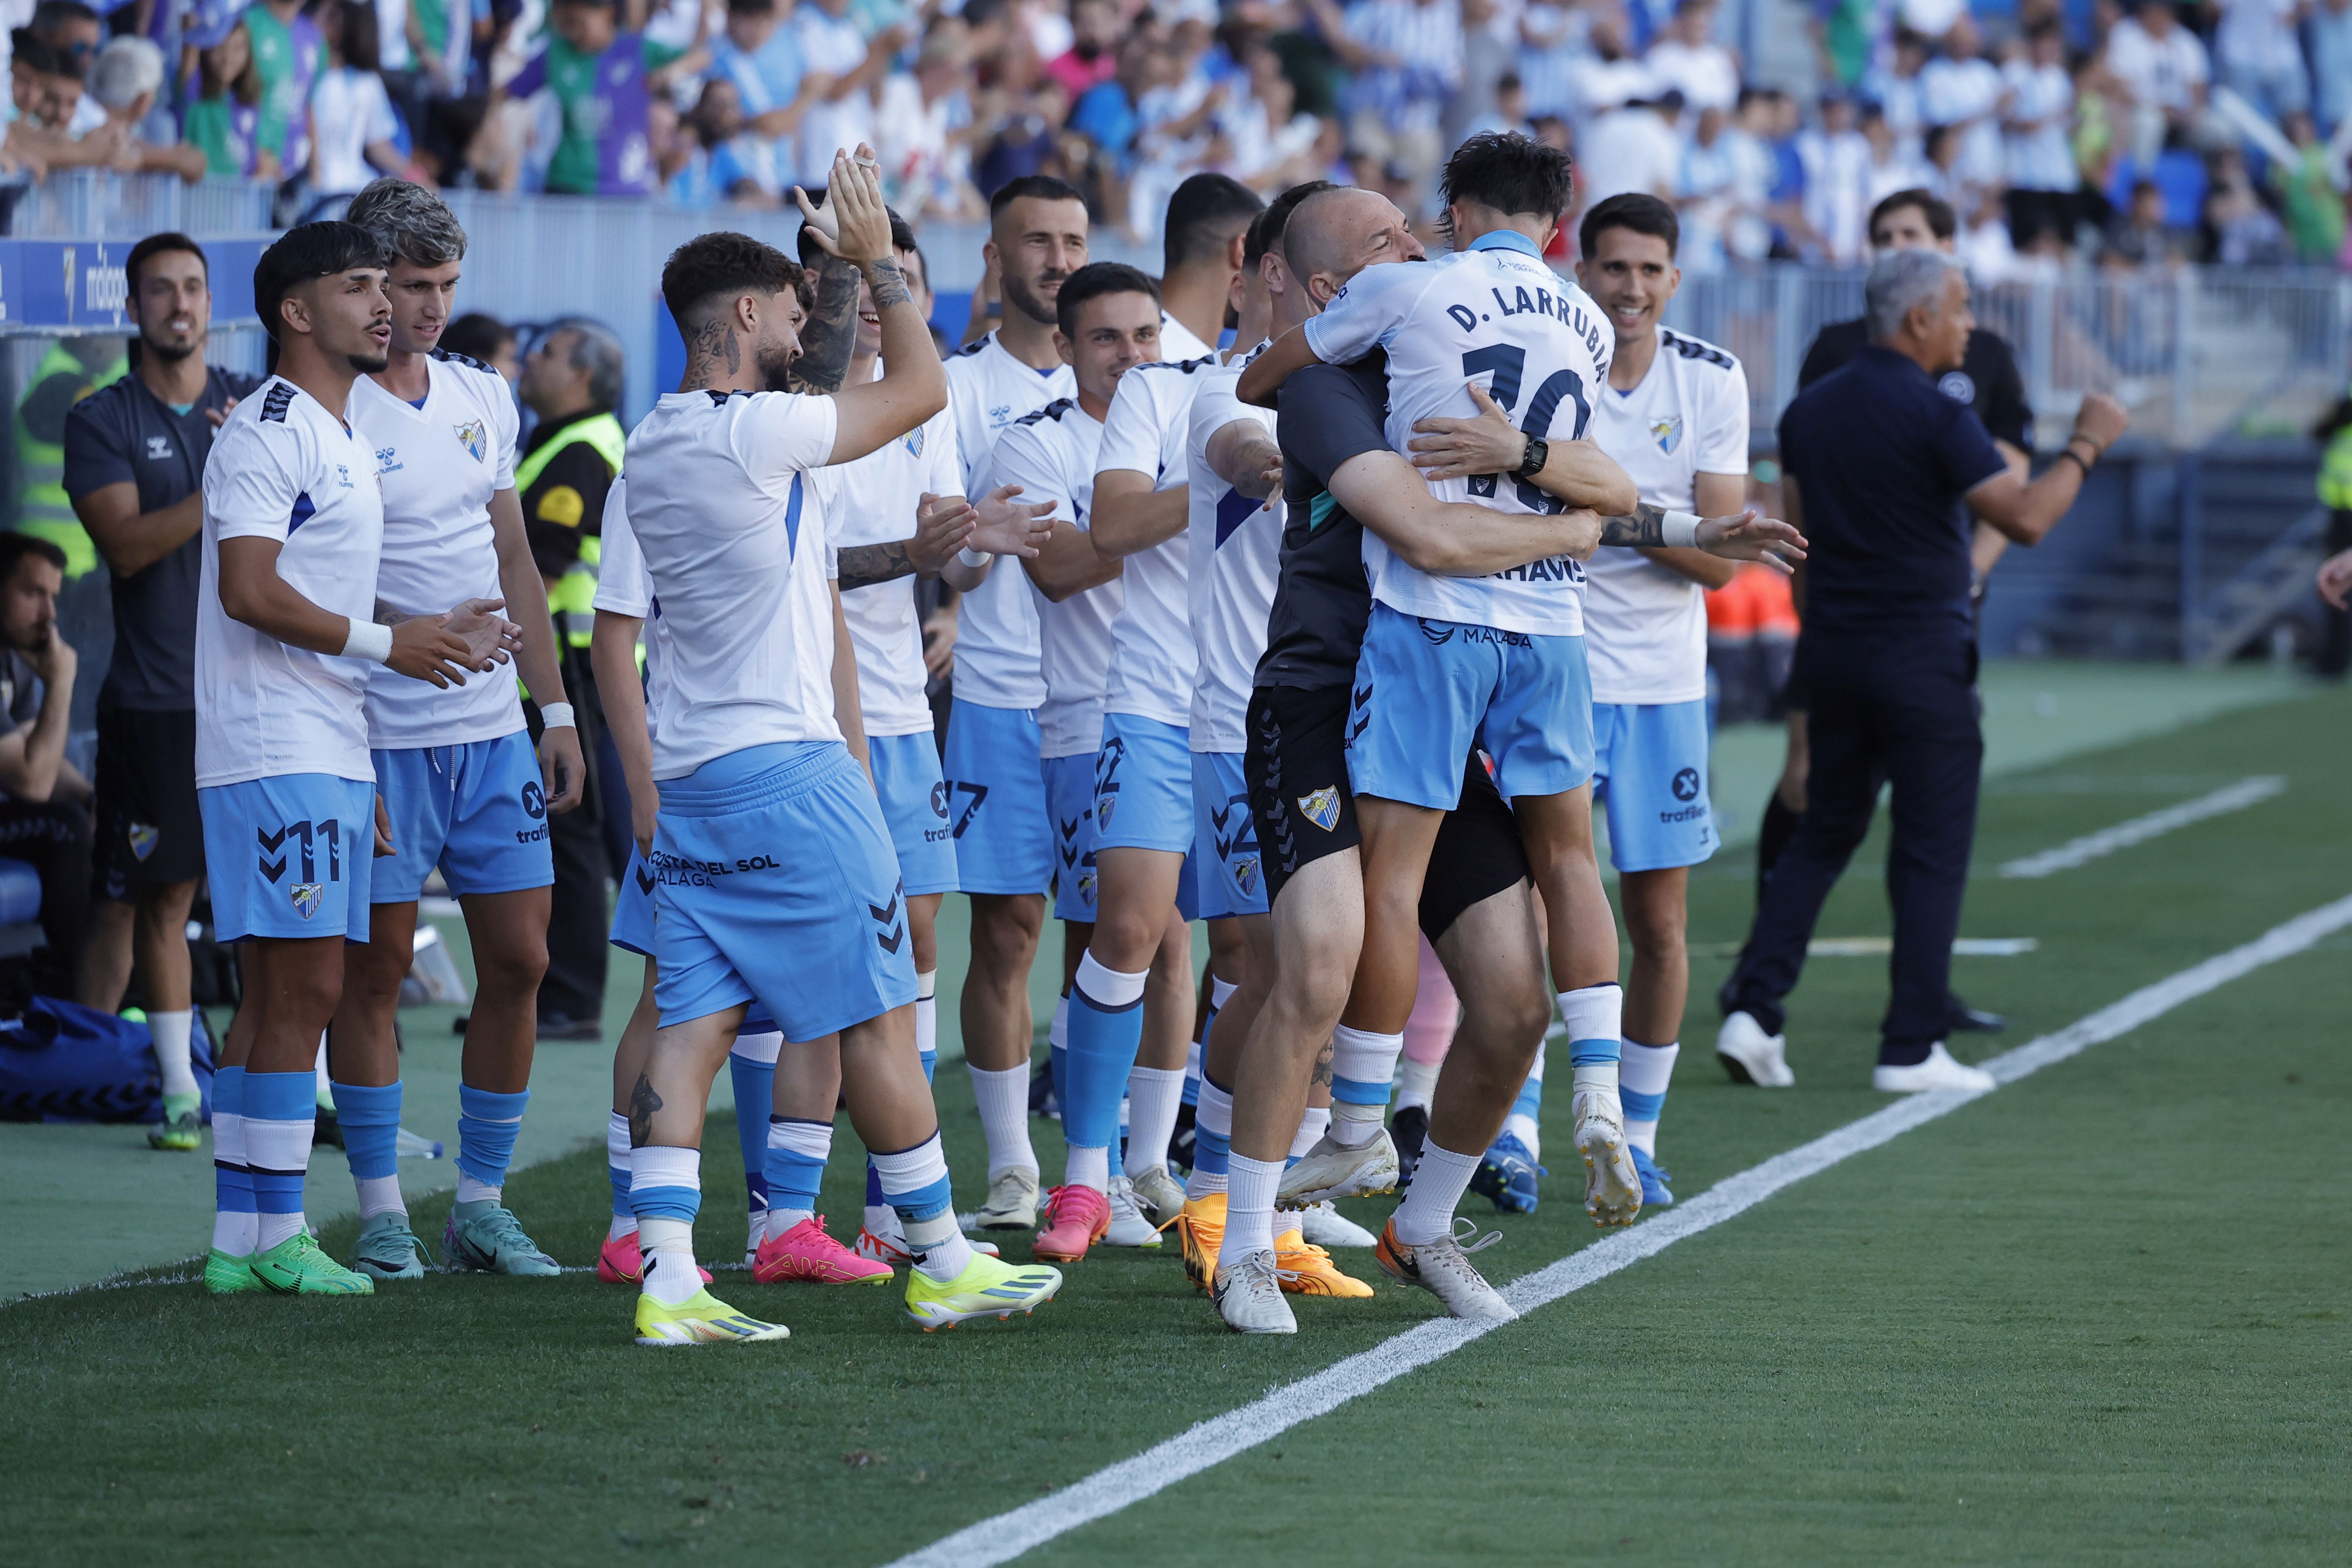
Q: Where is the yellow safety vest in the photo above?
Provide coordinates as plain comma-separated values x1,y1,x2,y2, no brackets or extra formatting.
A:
515,408,625,574
15,340,128,578
2321,422,2352,512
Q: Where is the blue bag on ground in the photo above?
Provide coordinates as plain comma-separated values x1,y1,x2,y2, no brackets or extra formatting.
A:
0,998,217,1124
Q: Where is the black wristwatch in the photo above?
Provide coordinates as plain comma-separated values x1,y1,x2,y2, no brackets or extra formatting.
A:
1514,435,1549,479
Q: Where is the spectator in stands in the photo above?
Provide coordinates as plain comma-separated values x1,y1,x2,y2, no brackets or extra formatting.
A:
1645,0,1738,115
875,21,984,221
307,0,408,203
28,1,104,136
61,233,258,1111
2102,176,2192,266
91,37,206,183
1319,0,1463,216
2271,112,2348,262
243,0,325,183
2104,0,2209,167
795,0,897,181
706,0,812,192
2002,20,2077,252
1583,87,1682,208
180,17,266,178
0,531,92,993
663,74,781,205
2315,0,2352,136
492,0,701,196
1864,27,1930,159
1799,89,1872,264
6,31,109,171
1043,0,1120,102
1920,17,2003,204
2212,0,2309,126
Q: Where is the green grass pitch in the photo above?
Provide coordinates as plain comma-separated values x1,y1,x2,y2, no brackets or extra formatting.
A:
3,686,2349,1566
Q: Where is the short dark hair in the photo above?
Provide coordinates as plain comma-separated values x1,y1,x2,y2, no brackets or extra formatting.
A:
1163,171,1264,274
1248,179,1335,267
30,1,97,36
10,29,68,76
253,221,386,342
0,531,68,583
441,312,513,364
661,230,806,327
989,173,1084,221
1439,131,1575,228
1055,260,1158,339
1868,187,1956,241
1579,192,1679,260
794,207,919,272
125,231,206,295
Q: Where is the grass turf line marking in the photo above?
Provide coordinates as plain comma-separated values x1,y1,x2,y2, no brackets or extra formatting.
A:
888,891,2352,1568
1998,775,2285,879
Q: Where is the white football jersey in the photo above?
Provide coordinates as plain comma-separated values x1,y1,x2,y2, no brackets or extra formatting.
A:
623,388,842,780
1185,343,1283,752
351,350,524,750
591,476,675,743
1584,327,1750,706
196,376,385,789
1094,324,1214,730
1305,234,1611,637
984,396,1119,760
811,364,963,738
942,331,1074,710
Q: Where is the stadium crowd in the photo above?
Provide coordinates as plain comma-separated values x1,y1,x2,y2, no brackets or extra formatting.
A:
0,0,2348,266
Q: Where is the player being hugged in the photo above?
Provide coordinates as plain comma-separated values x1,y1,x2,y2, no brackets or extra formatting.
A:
329,180,588,1285
1241,134,1801,1232
617,149,1063,1347
197,223,513,1299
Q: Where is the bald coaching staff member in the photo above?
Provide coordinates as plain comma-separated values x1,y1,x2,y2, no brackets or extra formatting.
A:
1715,250,2126,1093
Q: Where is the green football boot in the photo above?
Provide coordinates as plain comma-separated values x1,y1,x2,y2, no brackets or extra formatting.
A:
148,1092,203,1152
442,1202,561,1276
204,1248,264,1295
351,1213,431,1280
248,1232,374,1296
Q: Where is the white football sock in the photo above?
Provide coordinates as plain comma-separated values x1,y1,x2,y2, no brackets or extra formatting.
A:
766,1204,813,1238
149,1010,197,1099
1329,1026,1401,1145
355,1174,404,1220
1049,992,1069,1052
902,1210,974,1282
1062,1141,1110,1193
967,1061,1038,1180
915,969,938,1063
1396,1055,1440,1112
1219,1153,1282,1267
1392,1139,1480,1245
1620,1038,1680,1156
209,1108,255,1255
638,1217,702,1306
1290,1104,1330,1159
1123,1066,1185,1177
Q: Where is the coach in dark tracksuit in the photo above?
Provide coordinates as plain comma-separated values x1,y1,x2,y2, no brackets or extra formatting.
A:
1716,250,2127,1091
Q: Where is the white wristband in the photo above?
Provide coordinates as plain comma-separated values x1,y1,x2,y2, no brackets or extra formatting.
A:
1661,510,1702,549
341,619,394,664
957,546,993,568
538,702,577,730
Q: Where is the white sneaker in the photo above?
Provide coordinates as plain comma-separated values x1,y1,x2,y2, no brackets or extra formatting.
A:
958,1167,1040,1232
1127,1164,1187,1231
1716,1010,1796,1087
1102,1173,1165,1247
1375,1218,1516,1322
1871,1042,1996,1094
1276,1127,1401,1206
1571,1087,1643,1228
1211,1248,1298,1334
1293,1200,1376,1248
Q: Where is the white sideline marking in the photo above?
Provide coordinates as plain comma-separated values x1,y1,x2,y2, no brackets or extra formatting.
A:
1998,776,2285,879
888,892,2352,1568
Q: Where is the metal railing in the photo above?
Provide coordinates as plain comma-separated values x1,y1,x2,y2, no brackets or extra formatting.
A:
1662,264,2352,453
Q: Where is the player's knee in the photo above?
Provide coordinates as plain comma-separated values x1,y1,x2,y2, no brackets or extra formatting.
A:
475,930,551,996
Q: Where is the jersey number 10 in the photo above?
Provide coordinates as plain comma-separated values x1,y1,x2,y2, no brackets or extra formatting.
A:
1459,345,1590,514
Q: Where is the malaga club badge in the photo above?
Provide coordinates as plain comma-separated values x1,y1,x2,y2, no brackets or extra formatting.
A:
1297,786,1341,833
1234,856,1260,895
455,419,488,463
291,883,323,919
1650,415,1682,455
126,823,159,862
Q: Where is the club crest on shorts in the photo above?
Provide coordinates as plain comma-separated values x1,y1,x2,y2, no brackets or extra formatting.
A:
1297,786,1341,833
1077,868,1097,906
454,419,488,463
1234,855,1260,895
291,882,323,919
126,823,159,861
1096,793,1117,831
1650,414,1682,455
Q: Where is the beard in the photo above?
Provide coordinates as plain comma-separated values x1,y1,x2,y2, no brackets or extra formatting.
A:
346,344,391,374
1001,270,1065,329
143,333,198,363
756,340,798,393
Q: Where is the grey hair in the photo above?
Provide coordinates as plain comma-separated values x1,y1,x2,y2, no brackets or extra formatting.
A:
546,317,626,410
91,36,164,111
344,178,470,267
1865,248,1963,343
